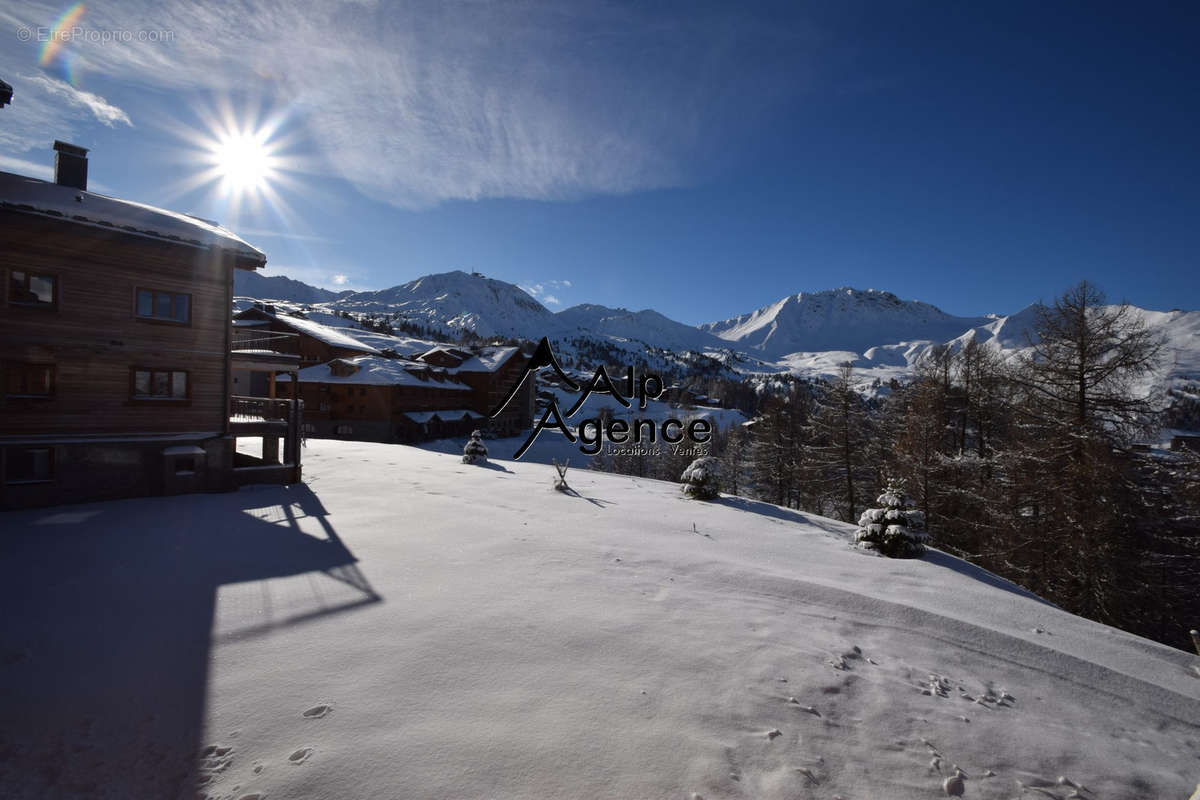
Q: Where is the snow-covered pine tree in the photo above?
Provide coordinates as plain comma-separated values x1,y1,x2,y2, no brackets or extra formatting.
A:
681,456,722,500
462,430,489,465
855,478,927,558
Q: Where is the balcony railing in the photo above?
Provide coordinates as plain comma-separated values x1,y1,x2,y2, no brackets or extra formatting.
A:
231,395,296,422
231,329,300,357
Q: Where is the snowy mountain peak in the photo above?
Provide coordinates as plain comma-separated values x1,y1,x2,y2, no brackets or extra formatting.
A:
701,287,991,357
329,270,560,338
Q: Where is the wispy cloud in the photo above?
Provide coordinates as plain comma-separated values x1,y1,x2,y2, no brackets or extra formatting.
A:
0,1,814,209
234,226,335,244
26,75,131,127
260,265,368,292
521,278,571,307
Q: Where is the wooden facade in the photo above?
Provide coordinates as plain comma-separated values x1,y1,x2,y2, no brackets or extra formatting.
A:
289,348,534,445
0,172,299,510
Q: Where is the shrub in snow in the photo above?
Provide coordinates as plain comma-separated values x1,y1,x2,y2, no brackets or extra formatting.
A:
680,456,722,500
462,430,489,465
855,478,927,558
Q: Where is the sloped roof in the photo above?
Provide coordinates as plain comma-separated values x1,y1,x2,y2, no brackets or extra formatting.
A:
402,409,483,424
270,314,381,354
0,171,265,266
448,346,521,373
279,355,472,389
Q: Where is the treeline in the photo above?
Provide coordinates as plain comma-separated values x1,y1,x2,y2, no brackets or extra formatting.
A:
630,282,1200,651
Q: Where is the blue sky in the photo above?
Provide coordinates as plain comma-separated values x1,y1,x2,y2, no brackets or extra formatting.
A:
1,1,1196,325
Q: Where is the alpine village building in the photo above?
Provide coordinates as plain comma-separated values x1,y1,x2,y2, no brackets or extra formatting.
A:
232,306,534,444
1,143,303,510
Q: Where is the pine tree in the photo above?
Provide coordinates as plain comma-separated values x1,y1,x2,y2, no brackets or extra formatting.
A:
855,478,928,558
681,456,722,500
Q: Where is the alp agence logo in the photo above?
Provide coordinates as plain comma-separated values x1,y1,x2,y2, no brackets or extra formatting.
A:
490,337,713,459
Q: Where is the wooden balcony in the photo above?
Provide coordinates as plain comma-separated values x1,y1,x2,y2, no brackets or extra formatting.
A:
230,395,303,485
231,328,301,371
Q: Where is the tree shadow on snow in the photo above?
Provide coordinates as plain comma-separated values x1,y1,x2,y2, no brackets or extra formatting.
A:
558,486,614,508
0,482,382,798
920,549,1057,606
712,495,850,537
469,460,515,474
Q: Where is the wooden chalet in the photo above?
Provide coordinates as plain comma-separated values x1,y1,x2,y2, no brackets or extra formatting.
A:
0,143,302,510
232,304,378,397
283,345,534,444
411,346,534,438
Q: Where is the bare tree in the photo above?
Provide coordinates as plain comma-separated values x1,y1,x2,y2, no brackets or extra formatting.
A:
1012,281,1165,622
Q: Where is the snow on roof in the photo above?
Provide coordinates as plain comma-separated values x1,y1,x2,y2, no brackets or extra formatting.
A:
402,409,483,424
271,315,380,354
279,355,472,389
0,171,266,265
450,346,520,373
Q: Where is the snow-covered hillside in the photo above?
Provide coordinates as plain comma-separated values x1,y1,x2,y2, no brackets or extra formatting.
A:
329,270,565,339
556,303,729,354
233,271,346,305
3,440,1198,799
701,288,992,359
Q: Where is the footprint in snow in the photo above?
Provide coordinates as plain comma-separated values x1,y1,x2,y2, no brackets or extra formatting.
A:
942,772,965,796
288,747,314,764
302,704,333,719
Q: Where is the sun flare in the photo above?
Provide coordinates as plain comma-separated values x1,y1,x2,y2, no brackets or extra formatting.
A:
210,130,276,195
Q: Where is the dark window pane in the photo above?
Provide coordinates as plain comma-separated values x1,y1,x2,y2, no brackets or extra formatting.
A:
171,371,187,398
10,271,26,298
152,371,169,396
137,290,154,317
134,370,150,396
172,294,189,322
31,366,51,396
30,275,54,304
155,292,171,319
7,448,52,483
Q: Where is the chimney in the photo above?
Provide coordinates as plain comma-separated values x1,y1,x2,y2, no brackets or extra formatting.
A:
53,140,88,190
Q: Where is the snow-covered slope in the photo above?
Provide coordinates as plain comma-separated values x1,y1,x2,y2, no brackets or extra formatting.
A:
556,303,729,354
701,287,992,359
233,270,345,304
331,270,564,339
3,440,1198,799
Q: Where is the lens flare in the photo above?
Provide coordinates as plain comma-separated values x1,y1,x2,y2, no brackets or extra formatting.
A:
39,3,87,68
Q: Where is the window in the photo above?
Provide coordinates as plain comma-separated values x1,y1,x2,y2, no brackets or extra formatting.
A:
6,447,53,484
303,423,317,434
8,270,57,309
318,401,330,412
334,424,353,435
132,368,189,400
135,288,190,324
5,363,55,398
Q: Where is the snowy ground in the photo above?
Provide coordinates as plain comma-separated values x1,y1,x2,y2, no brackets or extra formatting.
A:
1,440,1198,800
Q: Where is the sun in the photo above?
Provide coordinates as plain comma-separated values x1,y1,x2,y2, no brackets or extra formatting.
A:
158,99,313,229
210,130,277,195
